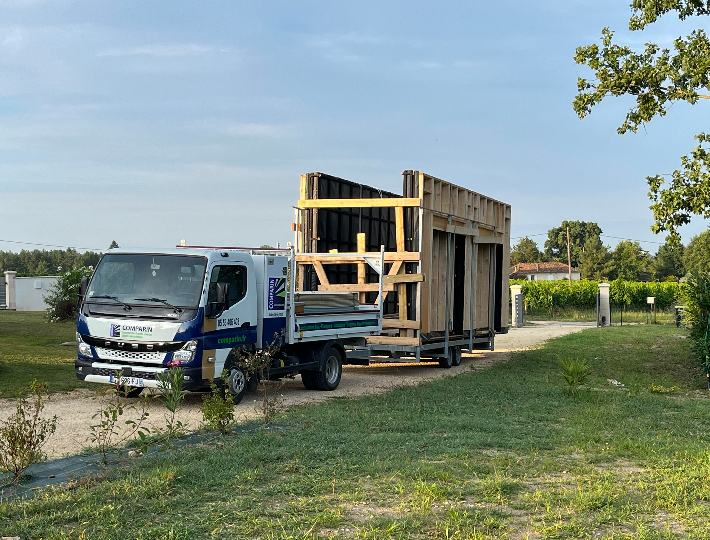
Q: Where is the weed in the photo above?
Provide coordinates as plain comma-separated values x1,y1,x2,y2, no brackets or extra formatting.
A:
201,381,234,434
155,365,187,445
650,384,679,394
0,380,57,482
87,377,150,464
559,358,592,397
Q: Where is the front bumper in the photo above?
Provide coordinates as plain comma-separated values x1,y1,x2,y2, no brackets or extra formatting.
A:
75,357,205,391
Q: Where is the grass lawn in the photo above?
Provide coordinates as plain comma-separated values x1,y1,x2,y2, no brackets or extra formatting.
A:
521,307,676,325
0,311,90,398
2,325,709,539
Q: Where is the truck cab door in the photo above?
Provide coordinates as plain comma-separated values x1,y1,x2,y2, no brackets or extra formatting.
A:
202,261,257,379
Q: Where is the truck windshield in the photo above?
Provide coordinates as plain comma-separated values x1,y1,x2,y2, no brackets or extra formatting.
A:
88,254,207,309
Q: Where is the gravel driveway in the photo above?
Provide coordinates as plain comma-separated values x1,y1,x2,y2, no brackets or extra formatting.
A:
0,323,590,459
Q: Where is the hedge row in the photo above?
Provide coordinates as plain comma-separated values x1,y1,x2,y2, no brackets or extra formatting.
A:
510,279,684,311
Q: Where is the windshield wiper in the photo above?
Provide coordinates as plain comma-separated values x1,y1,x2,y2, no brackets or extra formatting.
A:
133,297,183,313
89,295,132,311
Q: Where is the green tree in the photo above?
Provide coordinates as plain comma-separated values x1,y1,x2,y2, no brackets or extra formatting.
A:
577,236,611,280
544,221,603,268
609,240,650,281
510,237,542,265
108,240,119,249
574,2,710,235
652,236,685,280
683,230,710,274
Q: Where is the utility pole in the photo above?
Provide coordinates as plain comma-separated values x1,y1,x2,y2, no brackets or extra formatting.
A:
567,226,572,285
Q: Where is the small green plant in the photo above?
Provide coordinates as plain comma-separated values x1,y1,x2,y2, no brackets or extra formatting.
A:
201,380,234,434
156,365,187,445
559,358,592,397
44,266,94,322
0,380,57,482
88,377,150,464
229,332,286,424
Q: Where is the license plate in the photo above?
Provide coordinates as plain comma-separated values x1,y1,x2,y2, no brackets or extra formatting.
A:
109,375,144,387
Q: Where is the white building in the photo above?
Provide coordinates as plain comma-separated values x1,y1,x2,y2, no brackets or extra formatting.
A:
509,262,581,281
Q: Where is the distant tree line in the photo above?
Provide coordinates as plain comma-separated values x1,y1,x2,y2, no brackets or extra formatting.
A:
0,248,103,277
510,220,710,282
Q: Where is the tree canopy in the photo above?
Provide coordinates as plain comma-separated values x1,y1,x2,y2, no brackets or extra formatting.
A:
510,237,542,265
544,221,603,268
652,236,685,279
574,1,710,235
0,249,101,276
609,240,650,281
683,229,710,274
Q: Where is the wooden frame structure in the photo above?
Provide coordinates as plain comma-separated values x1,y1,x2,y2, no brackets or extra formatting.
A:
294,171,511,354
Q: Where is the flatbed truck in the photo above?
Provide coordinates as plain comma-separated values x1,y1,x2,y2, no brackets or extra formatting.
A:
75,246,384,403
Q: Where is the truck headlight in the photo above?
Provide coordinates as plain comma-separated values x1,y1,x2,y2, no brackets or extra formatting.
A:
77,335,92,358
172,340,198,364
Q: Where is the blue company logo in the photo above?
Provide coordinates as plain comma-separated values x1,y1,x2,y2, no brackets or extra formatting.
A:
268,277,286,310
110,324,121,337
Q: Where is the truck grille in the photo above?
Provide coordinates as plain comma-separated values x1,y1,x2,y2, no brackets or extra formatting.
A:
92,367,159,380
95,347,166,363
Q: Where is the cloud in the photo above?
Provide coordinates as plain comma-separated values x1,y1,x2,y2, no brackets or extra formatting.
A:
226,123,289,137
98,44,231,58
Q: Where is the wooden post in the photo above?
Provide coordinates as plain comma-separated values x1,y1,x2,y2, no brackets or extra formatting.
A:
567,227,572,285
395,205,409,336
357,233,366,304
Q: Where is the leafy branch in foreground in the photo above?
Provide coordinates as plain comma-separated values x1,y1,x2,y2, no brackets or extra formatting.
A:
0,380,57,482
573,3,710,235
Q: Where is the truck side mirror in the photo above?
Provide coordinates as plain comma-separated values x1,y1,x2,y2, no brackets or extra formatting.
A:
207,282,231,319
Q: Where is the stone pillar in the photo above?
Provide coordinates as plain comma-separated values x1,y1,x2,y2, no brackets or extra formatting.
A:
5,271,17,310
598,282,610,327
510,284,523,328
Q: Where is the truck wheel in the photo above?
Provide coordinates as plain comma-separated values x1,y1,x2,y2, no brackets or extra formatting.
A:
226,368,247,405
452,347,462,367
301,370,316,390
438,347,454,369
313,346,342,391
119,386,144,398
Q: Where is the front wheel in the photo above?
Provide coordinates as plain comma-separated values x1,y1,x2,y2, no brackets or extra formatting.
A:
313,346,342,391
225,367,247,405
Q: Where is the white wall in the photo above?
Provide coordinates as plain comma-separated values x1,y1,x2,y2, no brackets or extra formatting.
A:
14,276,59,311
528,272,581,281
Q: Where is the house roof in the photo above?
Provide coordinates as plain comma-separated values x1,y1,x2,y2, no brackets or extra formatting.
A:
509,262,578,276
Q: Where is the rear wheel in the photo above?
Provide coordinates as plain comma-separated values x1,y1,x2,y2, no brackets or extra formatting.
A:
438,347,454,369
452,347,462,367
225,367,247,405
313,346,342,391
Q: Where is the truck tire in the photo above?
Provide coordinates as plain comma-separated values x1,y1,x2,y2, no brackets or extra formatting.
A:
225,367,247,405
452,347,462,367
300,370,316,390
313,346,342,391
439,347,454,369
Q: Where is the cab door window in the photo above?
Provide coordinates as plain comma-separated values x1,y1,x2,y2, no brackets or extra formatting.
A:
208,265,247,308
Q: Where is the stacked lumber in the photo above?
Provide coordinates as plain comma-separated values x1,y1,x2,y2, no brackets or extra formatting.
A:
295,171,511,348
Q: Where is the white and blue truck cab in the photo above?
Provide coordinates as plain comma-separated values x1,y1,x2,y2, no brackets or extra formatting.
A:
75,247,384,403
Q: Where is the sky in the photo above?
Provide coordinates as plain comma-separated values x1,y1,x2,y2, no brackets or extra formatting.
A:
1,0,708,255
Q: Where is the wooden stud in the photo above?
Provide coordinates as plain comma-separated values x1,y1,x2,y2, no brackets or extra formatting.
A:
295,252,420,264
312,261,330,286
365,336,420,346
357,232,366,304
384,273,425,284
382,319,421,329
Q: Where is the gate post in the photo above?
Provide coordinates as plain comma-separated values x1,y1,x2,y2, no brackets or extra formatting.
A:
598,282,610,327
510,284,523,328
4,271,16,310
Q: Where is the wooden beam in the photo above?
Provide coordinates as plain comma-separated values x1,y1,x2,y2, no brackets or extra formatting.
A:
382,319,421,330
473,237,503,244
312,261,330,286
296,252,420,264
384,273,425,284
395,206,405,252
298,198,421,209
319,283,394,293
357,232,366,304
365,336,420,346
380,260,403,303
446,224,479,237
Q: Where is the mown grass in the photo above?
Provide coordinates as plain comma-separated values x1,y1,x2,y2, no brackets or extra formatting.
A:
2,326,709,538
0,311,89,397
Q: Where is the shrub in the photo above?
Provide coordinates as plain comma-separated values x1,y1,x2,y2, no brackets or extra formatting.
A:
559,358,592,397
0,380,57,482
681,273,710,373
156,366,187,444
44,267,94,322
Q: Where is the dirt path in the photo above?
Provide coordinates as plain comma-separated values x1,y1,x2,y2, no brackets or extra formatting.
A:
0,323,589,459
